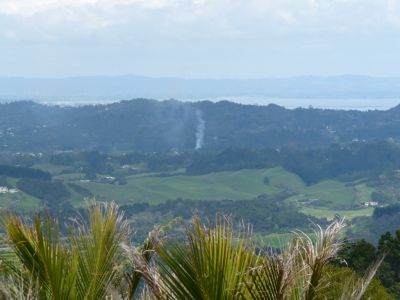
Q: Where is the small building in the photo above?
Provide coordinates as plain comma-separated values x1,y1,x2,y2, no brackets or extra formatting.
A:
0,187,19,194
363,201,379,207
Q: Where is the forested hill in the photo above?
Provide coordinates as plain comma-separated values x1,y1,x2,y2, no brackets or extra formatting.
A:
2,99,400,152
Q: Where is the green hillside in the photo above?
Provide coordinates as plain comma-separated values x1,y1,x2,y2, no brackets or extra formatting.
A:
75,167,299,204
0,166,376,220
75,167,373,211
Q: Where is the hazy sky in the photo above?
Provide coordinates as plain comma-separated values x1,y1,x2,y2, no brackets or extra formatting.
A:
1,0,400,78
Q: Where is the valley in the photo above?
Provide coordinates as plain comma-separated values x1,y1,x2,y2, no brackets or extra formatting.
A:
0,100,400,246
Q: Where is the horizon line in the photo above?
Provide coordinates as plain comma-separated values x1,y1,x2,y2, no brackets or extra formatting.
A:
1,74,399,81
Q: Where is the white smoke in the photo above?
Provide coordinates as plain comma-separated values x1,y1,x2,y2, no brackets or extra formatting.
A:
195,110,205,150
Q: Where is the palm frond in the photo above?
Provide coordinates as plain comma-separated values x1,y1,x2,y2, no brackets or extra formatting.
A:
293,220,345,300
2,213,77,300
157,215,259,299
1,205,382,300
73,201,128,300
2,201,128,300
0,272,39,300
121,227,163,299
339,255,385,300
244,219,346,300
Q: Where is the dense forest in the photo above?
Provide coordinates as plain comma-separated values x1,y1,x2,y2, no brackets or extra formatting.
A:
3,99,400,152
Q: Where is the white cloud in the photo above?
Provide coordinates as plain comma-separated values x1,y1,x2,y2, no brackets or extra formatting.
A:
0,0,400,66
387,0,400,27
0,0,176,16
1,0,400,43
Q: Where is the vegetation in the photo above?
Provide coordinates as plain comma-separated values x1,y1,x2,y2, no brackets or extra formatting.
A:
347,204,400,244
0,145,393,250
0,202,129,299
339,230,400,298
0,165,50,181
0,202,388,299
2,100,400,298
16,178,71,209
120,194,325,243
4,99,400,152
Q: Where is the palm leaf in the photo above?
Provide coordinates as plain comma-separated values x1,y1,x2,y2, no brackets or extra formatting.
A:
73,201,128,300
2,213,77,300
121,227,163,299
2,201,127,300
243,219,383,300
157,215,259,299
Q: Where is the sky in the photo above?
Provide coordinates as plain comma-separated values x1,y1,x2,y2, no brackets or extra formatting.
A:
1,0,400,78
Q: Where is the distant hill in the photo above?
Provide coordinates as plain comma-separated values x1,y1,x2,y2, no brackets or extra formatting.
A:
2,75,400,102
2,99,400,152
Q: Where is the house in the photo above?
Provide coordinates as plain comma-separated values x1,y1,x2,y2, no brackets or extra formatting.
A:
363,201,379,207
0,187,19,194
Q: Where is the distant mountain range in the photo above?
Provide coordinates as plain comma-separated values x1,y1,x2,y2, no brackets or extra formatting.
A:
2,99,400,152
1,75,400,103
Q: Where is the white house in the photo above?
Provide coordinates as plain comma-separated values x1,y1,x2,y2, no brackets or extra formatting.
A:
363,201,378,207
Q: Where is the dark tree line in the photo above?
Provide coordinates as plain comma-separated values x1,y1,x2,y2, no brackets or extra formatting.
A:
186,141,400,185
340,230,400,298
16,178,71,209
43,140,400,187
0,164,51,180
121,192,324,235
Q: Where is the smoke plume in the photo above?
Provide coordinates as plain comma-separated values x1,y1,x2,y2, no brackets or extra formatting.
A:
195,110,205,150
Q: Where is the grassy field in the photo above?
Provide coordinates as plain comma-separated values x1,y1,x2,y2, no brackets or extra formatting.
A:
254,232,322,249
77,168,288,205
0,192,42,212
300,207,374,220
75,167,374,209
0,178,42,212
0,165,376,214
253,232,295,249
287,181,374,209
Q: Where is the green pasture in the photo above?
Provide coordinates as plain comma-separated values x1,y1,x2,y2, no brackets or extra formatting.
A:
75,167,374,210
